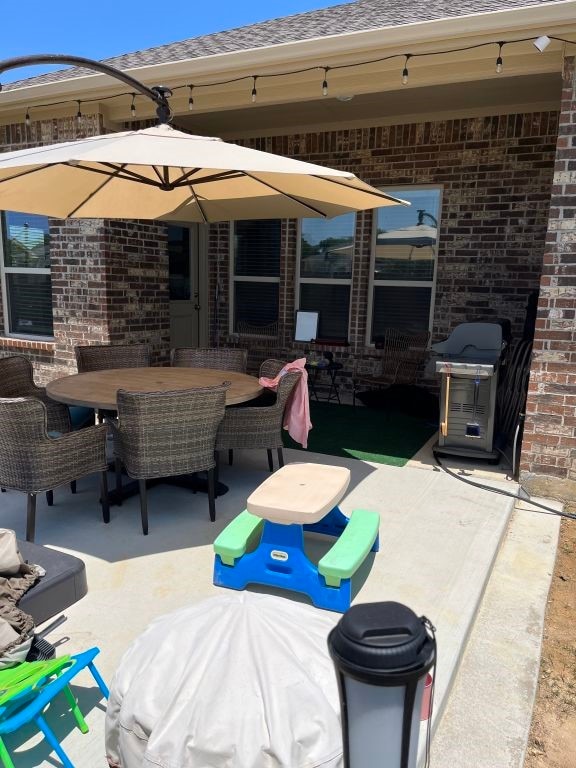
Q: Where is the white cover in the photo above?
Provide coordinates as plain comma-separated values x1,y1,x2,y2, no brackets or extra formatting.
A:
105,593,343,768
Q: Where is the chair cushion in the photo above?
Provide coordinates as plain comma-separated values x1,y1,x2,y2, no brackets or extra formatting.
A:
17,542,87,626
69,406,95,429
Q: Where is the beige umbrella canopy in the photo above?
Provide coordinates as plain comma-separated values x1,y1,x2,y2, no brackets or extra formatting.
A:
0,124,407,222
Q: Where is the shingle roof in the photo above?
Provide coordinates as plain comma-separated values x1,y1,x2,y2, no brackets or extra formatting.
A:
2,0,564,91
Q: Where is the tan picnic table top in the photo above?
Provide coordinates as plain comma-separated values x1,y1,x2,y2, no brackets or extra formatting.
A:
247,463,351,524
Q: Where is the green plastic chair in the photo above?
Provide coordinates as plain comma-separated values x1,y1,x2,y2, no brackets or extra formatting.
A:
0,647,108,768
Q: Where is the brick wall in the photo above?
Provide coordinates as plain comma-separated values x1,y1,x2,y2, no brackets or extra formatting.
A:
521,58,576,504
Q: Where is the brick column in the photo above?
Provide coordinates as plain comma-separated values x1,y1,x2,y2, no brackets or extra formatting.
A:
521,56,576,505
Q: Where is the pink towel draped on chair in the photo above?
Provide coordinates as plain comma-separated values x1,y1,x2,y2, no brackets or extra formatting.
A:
259,358,312,449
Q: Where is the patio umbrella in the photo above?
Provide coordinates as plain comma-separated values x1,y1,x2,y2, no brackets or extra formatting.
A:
376,223,437,249
0,124,407,222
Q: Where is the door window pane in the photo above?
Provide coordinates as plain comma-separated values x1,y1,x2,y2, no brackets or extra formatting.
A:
168,225,191,300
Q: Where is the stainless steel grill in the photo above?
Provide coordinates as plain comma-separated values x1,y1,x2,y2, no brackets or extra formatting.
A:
432,323,504,460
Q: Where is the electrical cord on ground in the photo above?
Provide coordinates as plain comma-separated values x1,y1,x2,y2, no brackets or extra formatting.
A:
432,449,576,521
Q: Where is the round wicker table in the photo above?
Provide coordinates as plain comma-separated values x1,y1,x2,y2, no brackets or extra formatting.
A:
46,367,262,411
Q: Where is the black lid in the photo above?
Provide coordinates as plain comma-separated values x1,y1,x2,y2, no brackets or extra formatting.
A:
328,602,435,685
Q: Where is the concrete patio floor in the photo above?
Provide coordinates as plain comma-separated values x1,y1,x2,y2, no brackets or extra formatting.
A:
0,444,560,767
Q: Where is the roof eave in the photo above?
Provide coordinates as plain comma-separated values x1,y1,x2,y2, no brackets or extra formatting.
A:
2,0,576,107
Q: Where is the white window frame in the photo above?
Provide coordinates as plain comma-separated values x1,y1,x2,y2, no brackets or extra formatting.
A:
366,185,442,346
295,217,354,342
0,211,54,340
228,221,281,335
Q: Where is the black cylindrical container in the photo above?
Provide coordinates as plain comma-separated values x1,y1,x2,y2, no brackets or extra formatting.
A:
328,601,436,768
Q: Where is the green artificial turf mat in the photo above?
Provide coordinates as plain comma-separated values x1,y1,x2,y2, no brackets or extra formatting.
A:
284,401,437,466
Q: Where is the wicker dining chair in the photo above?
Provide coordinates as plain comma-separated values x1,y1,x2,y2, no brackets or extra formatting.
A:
352,329,430,405
0,356,71,434
259,358,286,379
223,358,287,467
75,343,151,373
110,385,229,535
215,371,301,472
0,398,109,542
170,347,247,372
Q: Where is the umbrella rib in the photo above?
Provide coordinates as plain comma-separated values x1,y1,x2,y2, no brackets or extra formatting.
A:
313,175,411,205
96,162,165,186
0,164,53,185
184,170,248,187
152,166,166,184
183,176,209,224
242,172,328,217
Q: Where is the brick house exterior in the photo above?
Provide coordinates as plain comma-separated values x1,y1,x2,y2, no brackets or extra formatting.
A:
0,1,575,505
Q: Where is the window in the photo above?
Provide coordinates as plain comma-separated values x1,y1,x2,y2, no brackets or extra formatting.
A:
231,220,280,333
369,187,441,343
0,211,53,337
298,213,354,341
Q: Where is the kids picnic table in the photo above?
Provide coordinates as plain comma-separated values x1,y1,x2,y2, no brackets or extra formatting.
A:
213,463,380,612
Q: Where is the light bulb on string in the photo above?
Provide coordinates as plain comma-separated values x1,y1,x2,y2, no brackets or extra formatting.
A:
25,109,31,127
130,94,136,118
188,85,194,111
496,42,504,73
251,76,258,103
76,101,82,125
322,67,329,96
402,55,411,85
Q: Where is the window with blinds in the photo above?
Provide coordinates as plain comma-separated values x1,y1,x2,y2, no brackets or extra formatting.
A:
0,212,54,337
231,220,281,333
369,187,441,343
298,213,354,342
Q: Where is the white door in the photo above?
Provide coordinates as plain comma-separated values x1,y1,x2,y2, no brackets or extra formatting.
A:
169,224,208,348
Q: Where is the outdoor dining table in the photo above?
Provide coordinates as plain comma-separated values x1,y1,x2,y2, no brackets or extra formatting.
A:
46,367,263,411
46,367,263,502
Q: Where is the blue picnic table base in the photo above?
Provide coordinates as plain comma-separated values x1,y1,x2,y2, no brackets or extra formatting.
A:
213,506,379,613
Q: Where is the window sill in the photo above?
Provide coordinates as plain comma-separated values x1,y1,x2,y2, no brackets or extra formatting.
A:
0,336,56,352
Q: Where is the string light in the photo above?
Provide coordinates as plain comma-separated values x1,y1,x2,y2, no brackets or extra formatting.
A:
76,100,82,125
402,55,411,85
25,108,30,127
13,34,576,123
322,67,329,96
130,93,136,117
496,42,504,73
